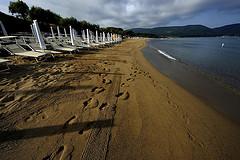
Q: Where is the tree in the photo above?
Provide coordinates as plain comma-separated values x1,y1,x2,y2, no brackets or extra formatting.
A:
104,27,124,34
9,0,29,20
29,6,62,24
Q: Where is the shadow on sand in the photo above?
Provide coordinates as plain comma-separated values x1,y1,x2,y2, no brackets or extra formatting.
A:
2,84,94,95
0,119,113,143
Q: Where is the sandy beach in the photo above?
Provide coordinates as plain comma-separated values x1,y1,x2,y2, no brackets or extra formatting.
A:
0,39,240,160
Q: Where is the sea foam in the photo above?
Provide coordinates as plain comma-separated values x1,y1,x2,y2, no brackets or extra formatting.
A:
157,49,176,61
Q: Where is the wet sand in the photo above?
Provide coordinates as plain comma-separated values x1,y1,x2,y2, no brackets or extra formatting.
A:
0,39,240,159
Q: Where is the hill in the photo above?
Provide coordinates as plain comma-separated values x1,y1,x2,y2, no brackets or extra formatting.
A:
130,24,240,37
213,24,240,36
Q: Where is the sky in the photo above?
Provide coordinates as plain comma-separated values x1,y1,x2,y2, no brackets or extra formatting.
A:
0,0,240,29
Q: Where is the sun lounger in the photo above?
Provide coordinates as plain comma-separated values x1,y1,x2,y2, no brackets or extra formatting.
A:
14,51,47,58
46,38,78,53
57,37,85,50
18,36,61,55
25,41,62,54
0,36,17,40
3,43,48,62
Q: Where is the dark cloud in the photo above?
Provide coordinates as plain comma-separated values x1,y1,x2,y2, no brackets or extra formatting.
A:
1,0,240,28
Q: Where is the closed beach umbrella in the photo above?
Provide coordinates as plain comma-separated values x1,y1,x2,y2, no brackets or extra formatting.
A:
50,26,55,38
33,20,46,50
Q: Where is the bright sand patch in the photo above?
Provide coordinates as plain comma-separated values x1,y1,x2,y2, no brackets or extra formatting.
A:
0,39,240,159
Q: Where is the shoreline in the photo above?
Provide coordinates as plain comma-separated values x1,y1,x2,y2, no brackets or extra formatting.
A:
0,39,240,159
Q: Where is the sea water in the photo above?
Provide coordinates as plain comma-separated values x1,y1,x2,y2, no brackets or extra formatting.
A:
143,37,240,123
148,37,240,90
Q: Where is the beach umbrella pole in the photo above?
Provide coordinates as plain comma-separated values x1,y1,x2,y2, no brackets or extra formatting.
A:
96,30,98,43
30,24,38,43
86,29,90,44
50,26,55,38
57,26,61,39
64,28,67,37
33,20,46,50
70,26,74,45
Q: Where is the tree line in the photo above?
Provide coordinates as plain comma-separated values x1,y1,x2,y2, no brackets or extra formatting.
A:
5,0,124,34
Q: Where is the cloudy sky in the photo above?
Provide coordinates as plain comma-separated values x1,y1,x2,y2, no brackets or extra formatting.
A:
1,0,240,29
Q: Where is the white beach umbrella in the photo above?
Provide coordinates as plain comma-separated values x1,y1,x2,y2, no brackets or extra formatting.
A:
73,29,77,40
96,30,99,43
89,30,93,41
57,26,61,38
99,33,102,42
64,28,67,37
33,20,46,50
82,30,86,41
107,33,110,42
103,32,105,42
86,29,90,44
110,33,113,42
70,26,74,45
30,24,38,43
50,26,55,38
89,30,92,41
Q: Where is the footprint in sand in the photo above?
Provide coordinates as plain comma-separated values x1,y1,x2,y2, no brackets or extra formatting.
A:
43,144,73,160
83,98,91,108
91,87,105,94
60,144,74,160
40,112,49,120
121,83,129,87
83,98,99,109
25,111,49,123
102,61,112,65
103,68,111,72
116,91,130,100
126,78,134,82
99,102,108,110
102,79,112,84
99,73,107,78
64,115,78,128
25,116,34,122
130,73,136,77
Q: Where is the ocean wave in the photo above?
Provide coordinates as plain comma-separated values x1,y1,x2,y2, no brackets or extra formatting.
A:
157,49,176,61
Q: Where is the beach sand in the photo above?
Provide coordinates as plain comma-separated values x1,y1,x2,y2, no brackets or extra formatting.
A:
0,39,240,159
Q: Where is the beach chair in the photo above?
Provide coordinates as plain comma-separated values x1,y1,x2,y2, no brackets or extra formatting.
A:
69,36,92,49
29,21,61,56
45,26,79,53
46,38,78,53
93,30,106,48
3,43,48,62
67,26,91,50
0,22,49,62
21,37,62,54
